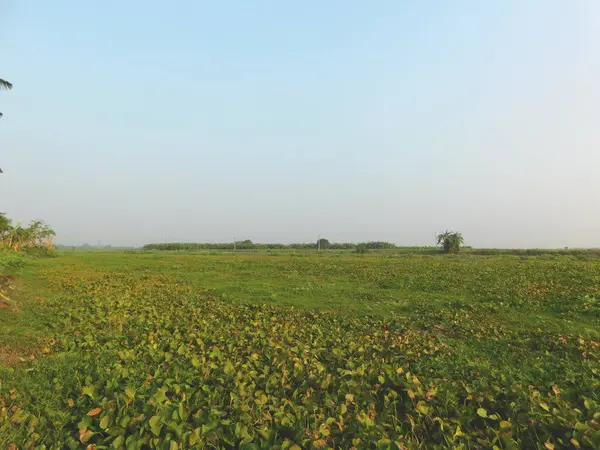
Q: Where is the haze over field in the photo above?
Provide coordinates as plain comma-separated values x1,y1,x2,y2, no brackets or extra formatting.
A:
1,1,599,247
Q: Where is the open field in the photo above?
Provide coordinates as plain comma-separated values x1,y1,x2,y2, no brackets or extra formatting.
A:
1,251,600,448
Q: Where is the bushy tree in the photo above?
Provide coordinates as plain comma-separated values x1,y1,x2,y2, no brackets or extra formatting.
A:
316,238,330,250
0,214,55,251
436,231,464,254
26,220,56,248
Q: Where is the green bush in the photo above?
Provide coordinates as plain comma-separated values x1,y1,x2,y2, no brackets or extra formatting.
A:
0,249,27,270
23,246,58,258
355,244,368,254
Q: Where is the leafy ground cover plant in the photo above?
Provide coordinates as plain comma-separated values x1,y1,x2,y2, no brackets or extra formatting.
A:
0,252,599,448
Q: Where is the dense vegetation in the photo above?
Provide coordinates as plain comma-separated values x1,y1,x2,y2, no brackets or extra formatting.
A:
0,251,599,448
0,213,55,252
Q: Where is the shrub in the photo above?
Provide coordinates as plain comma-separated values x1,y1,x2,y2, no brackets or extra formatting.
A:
0,249,27,270
23,246,58,258
436,231,464,254
355,244,368,254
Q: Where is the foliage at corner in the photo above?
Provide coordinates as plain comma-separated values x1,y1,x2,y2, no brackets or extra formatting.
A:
436,230,464,254
0,213,55,252
0,77,12,120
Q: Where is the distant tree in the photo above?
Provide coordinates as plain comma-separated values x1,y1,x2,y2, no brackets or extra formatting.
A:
436,231,464,254
355,244,368,254
316,238,330,250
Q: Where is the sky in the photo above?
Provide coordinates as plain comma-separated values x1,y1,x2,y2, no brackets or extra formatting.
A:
1,1,599,248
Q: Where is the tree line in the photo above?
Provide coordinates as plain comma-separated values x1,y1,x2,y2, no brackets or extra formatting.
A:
143,240,398,251
144,233,467,253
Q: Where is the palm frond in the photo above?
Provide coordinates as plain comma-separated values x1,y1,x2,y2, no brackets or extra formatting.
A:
0,79,13,90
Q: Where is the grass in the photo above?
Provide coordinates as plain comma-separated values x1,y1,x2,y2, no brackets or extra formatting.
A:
0,250,599,448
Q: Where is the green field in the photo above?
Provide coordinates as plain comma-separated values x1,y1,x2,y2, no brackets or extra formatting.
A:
1,250,600,449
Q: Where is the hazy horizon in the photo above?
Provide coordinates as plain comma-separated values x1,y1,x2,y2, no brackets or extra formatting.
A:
2,1,600,248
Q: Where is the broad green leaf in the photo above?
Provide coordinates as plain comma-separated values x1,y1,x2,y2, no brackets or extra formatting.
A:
125,386,135,399
82,386,95,399
178,402,189,422
224,360,235,375
100,415,110,429
113,435,125,448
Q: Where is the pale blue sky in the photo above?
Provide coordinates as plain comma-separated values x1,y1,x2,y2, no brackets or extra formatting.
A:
1,1,599,247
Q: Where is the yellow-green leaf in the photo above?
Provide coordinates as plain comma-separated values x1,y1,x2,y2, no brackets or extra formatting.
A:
100,415,110,430
125,386,135,399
